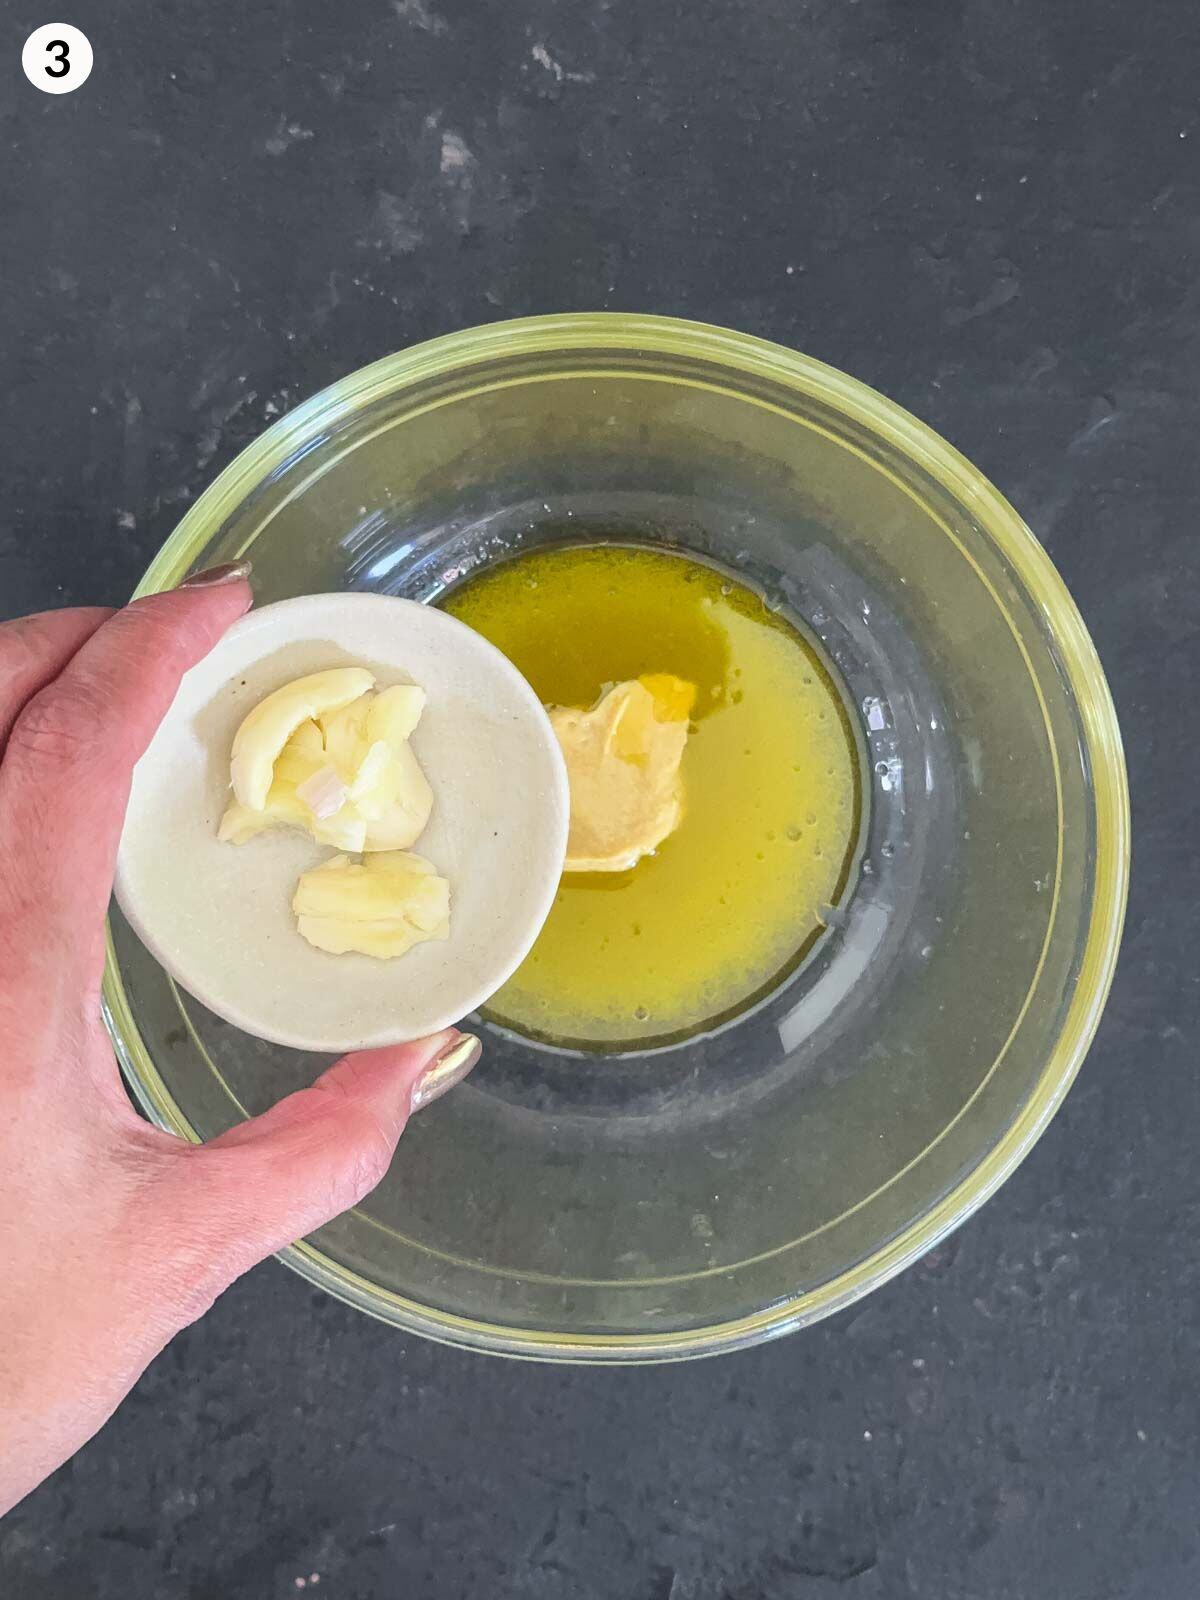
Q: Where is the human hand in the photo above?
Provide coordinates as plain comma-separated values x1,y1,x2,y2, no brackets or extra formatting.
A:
0,567,480,1516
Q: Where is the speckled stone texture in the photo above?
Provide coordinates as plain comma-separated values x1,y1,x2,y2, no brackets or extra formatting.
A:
1,0,1196,1595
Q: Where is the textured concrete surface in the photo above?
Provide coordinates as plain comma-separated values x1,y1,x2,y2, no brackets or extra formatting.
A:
2,0,1197,1595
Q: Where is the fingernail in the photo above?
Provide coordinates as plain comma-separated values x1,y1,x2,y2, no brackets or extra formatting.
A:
411,1032,482,1112
179,560,253,589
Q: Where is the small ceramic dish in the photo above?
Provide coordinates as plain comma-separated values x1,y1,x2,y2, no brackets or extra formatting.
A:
114,592,570,1052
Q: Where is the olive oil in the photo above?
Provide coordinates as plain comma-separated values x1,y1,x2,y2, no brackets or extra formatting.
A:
445,544,862,1046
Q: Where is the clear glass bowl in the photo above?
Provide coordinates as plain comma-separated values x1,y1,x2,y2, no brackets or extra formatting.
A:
104,315,1129,1361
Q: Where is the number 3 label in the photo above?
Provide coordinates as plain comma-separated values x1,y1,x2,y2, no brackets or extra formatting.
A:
22,24,93,93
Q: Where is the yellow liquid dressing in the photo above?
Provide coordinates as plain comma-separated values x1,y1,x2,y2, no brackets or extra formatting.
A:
445,544,863,1046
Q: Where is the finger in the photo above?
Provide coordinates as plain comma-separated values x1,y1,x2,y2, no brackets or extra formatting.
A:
0,576,252,954
157,1030,481,1298
0,608,112,754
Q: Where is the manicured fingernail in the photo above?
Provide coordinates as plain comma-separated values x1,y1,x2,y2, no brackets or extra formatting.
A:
179,560,253,589
411,1032,482,1112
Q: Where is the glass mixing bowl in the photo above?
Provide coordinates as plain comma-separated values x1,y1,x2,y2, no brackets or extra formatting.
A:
104,315,1129,1361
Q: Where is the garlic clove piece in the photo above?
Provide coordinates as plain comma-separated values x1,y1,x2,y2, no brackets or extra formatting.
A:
231,668,374,811
361,744,434,850
367,684,426,746
292,850,450,959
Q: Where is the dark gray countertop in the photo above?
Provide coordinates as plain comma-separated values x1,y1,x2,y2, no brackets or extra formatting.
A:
2,2,1196,1595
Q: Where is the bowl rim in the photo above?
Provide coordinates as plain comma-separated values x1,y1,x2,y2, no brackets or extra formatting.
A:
105,312,1130,1363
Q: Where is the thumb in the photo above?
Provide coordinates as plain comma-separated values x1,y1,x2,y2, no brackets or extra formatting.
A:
158,1029,481,1305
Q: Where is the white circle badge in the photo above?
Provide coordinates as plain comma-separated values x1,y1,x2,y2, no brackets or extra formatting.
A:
22,24,93,94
